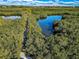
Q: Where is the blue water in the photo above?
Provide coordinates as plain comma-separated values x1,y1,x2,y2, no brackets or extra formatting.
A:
2,16,21,20
38,15,62,36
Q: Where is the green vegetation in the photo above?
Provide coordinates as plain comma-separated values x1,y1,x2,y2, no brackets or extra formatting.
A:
0,8,29,59
0,6,79,59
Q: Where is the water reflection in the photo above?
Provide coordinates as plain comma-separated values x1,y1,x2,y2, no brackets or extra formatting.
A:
2,16,21,20
37,15,62,36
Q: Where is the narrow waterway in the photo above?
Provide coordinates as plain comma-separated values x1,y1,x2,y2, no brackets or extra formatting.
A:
2,16,21,20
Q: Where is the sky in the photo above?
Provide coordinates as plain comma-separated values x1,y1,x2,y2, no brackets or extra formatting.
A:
60,0,75,2
0,0,78,2
0,0,79,6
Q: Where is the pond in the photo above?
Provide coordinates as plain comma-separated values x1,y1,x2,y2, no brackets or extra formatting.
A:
2,16,21,20
37,15,62,36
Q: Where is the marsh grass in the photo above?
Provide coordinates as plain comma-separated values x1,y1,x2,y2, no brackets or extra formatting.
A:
0,6,79,59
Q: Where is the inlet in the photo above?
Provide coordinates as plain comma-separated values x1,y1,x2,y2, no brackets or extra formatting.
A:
2,16,21,20
37,15,63,36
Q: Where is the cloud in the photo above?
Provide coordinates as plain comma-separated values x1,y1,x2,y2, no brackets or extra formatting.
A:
23,0,33,1
7,0,34,2
59,1,75,4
